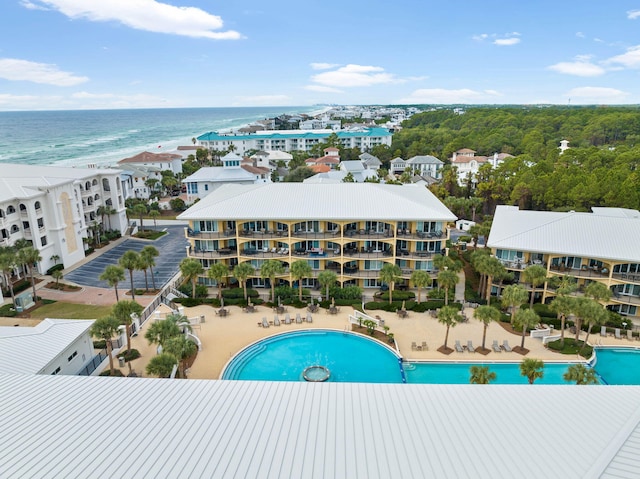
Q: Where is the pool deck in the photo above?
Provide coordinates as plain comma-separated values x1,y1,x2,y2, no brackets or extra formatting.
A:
119,304,640,379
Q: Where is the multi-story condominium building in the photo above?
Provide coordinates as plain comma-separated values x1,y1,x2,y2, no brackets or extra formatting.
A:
0,163,127,275
178,183,456,291
196,127,392,155
487,205,640,320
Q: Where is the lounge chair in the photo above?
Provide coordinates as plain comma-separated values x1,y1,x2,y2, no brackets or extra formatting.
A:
306,313,313,323
492,340,502,353
454,340,464,353
411,341,417,351
467,340,475,353
615,328,622,339
627,330,633,341
261,317,269,328
274,315,280,326
284,313,291,325
295,313,303,324
421,341,428,351
502,340,512,352
600,326,607,337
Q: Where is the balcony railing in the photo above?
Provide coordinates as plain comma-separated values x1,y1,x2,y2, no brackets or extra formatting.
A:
613,272,640,284
191,248,237,258
611,294,640,307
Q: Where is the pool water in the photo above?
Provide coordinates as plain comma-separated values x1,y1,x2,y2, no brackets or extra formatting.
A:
593,348,640,385
222,331,639,385
404,362,580,384
222,330,404,383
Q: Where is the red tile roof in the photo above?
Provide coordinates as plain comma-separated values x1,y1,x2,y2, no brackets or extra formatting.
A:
118,151,181,164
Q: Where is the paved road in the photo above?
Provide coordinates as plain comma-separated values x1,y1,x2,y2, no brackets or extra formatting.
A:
66,225,188,290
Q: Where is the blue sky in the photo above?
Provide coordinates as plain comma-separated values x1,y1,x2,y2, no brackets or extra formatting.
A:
1,0,640,110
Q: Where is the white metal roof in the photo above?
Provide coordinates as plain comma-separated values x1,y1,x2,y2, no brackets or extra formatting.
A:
0,375,639,478
0,319,94,374
487,205,640,263
177,183,457,222
182,166,256,182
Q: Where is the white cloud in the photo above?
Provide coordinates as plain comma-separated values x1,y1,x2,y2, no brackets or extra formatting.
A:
232,95,292,106
398,88,499,104
606,45,640,68
576,32,585,38
548,59,606,77
310,63,340,70
19,0,48,10
627,9,640,19
304,85,343,93
472,33,488,42
311,64,402,88
28,0,242,40
0,58,88,86
494,37,520,46
566,86,629,103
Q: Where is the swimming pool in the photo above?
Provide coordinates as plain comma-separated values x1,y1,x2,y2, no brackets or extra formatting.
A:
221,329,404,383
222,331,639,385
403,362,580,384
593,348,640,385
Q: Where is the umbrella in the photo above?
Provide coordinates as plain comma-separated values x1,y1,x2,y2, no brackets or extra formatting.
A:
331,297,335,307
401,300,406,311
278,296,282,306
220,297,224,308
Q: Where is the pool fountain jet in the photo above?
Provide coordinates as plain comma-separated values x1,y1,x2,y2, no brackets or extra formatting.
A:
303,365,331,382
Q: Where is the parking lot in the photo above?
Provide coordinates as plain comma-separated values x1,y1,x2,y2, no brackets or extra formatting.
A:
65,225,188,290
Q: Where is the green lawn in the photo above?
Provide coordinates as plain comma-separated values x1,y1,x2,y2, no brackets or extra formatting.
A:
28,301,112,320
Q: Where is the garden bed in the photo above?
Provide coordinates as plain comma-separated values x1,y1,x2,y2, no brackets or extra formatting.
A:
44,282,82,292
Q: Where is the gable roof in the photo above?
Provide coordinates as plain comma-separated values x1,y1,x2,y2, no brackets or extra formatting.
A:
0,319,94,375
118,151,181,164
406,155,443,165
488,205,640,262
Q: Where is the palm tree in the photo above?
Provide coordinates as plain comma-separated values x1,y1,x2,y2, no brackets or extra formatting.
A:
164,336,197,378
317,270,337,301
584,281,612,305
51,269,63,289
179,258,204,299
138,251,152,293
103,205,117,231
514,308,540,350
149,210,161,229
580,299,609,354
146,353,178,378
111,300,143,352
145,315,182,350
100,265,126,301
50,254,60,265
474,305,501,350
260,259,285,302
291,260,313,302
470,365,496,384
90,316,121,376
437,268,459,306
119,250,141,300
550,294,576,347
207,262,229,300
17,246,41,300
522,264,548,308
484,257,506,306
563,364,598,385
140,246,159,290
433,253,462,273
379,263,402,304
437,305,461,351
411,270,432,302
0,249,18,305
501,284,529,325
470,250,491,297
133,203,148,231
233,262,255,300
520,358,544,384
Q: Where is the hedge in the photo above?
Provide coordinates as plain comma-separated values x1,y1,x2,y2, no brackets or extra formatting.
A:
46,264,64,275
222,287,260,299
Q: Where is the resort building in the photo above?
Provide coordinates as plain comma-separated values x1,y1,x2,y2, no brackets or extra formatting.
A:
451,149,513,186
487,205,640,320
182,152,271,201
0,163,127,273
0,318,96,376
196,127,392,155
117,151,183,176
178,183,456,291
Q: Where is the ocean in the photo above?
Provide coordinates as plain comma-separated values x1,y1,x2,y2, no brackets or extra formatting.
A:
0,106,320,168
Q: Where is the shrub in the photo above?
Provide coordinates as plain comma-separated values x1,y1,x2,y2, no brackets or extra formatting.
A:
222,287,259,299
376,290,415,301
46,264,64,275
170,198,186,212
427,288,446,300
93,340,107,349
328,284,362,300
100,369,124,376
118,349,141,362
547,338,593,358
174,297,205,307
0,303,17,317
178,283,208,298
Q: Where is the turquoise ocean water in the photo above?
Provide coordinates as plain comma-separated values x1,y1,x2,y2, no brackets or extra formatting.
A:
0,107,318,168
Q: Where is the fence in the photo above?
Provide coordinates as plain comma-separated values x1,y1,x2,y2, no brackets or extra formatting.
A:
138,273,183,327
78,349,107,376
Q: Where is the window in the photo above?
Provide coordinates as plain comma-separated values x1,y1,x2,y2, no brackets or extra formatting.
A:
204,184,209,191
67,351,78,362
6,205,15,214
40,236,47,246
51,367,61,375
34,201,41,210
37,218,44,229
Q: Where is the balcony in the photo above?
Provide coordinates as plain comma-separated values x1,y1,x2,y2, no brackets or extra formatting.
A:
187,229,231,240
549,264,610,279
191,248,237,258
342,247,394,259
613,272,640,284
290,229,341,240
343,229,394,240
611,293,640,307
239,229,289,240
